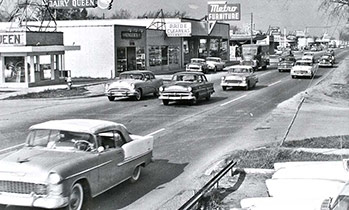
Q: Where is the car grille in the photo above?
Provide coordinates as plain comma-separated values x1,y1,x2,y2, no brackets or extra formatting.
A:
0,180,48,195
108,88,129,92
188,66,200,70
162,92,191,97
294,70,309,74
225,80,242,83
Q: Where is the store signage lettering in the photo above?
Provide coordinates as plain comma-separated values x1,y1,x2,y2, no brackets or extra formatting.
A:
208,3,240,21
121,31,142,39
166,22,191,37
47,0,97,9
0,33,26,46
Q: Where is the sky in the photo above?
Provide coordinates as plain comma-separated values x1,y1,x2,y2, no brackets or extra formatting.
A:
91,0,347,38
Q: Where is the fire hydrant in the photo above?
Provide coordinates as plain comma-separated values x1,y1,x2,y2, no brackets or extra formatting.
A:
66,76,72,90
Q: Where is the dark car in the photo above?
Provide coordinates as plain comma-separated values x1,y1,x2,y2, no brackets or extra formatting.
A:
158,72,215,105
278,56,296,72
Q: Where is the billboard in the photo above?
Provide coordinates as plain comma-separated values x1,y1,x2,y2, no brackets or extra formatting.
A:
0,32,26,46
47,0,97,9
208,3,240,21
166,22,192,37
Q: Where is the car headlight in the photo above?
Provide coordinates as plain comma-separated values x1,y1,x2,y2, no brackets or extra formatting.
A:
48,172,62,185
221,76,226,82
130,83,135,89
187,87,192,92
159,86,164,92
105,83,110,90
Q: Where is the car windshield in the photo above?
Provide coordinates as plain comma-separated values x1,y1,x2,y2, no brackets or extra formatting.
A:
332,195,349,210
172,74,200,82
119,73,144,80
26,129,95,151
295,62,312,66
206,58,219,62
229,68,250,73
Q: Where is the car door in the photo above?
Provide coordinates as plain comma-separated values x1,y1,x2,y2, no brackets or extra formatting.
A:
96,131,126,192
202,75,213,95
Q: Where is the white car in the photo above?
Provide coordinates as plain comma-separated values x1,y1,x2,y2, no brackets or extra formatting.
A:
186,58,209,73
221,65,258,90
205,57,225,72
291,60,317,78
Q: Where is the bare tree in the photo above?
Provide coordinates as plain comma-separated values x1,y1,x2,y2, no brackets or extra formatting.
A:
137,10,189,19
319,0,349,17
110,9,132,19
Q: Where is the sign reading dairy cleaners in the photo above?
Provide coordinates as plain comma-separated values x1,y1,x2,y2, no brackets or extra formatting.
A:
208,2,240,21
166,22,192,37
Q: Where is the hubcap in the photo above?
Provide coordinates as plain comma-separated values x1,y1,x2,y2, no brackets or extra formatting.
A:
69,184,83,210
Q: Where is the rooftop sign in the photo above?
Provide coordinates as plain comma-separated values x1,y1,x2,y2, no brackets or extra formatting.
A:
166,22,192,37
208,2,241,21
47,0,97,9
0,32,26,46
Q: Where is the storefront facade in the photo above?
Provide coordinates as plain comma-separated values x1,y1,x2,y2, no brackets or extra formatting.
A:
0,31,79,88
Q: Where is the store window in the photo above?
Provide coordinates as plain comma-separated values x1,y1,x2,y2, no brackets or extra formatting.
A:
117,48,127,72
210,39,220,57
161,46,168,65
220,40,228,60
4,56,25,83
149,46,161,66
136,47,145,70
169,46,180,64
199,39,208,58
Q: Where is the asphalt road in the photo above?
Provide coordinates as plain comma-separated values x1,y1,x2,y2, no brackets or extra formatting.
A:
0,49,347,210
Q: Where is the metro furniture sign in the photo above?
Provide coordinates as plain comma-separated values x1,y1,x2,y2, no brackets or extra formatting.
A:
47,0,97,9
166,22,192,37
208,3,241,21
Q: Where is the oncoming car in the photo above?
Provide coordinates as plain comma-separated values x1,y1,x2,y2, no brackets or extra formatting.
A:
221,65,258,90
205,57,225,72
186,58,209,73
105,70,163,101
0,119,153,210
291,60,317,79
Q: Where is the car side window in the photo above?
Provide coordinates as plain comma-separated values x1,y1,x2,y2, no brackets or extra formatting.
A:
98,131,116,150
145,74,150,80
149,73,155,79
114,131,125,147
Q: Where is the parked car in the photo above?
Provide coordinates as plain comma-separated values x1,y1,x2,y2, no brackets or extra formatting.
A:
186,58,209,73
291,60,317,79
221,65,258,90
105,70,163,101
205,57,225,72
158,72,214,105
318,55,334,67
0,119,153,210
278,55,296,72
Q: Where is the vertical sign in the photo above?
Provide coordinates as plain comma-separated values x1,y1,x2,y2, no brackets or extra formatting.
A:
208,3,241,21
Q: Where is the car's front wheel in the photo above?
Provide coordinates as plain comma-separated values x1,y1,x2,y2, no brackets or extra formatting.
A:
222,86,227,91
134,89,142,101
68,183,84,210
130,166,141,183
108,96,115,101
162,99,169,105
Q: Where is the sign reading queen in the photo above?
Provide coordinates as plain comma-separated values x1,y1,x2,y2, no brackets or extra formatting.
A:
208,2,240,21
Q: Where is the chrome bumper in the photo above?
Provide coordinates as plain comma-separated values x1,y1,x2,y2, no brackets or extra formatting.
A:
105,90,137,97
0,193,68,209
159,94,195,100
221,81,247,87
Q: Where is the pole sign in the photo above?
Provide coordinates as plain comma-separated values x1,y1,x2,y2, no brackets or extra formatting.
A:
47,0,98,9
208,3,240,21
166,22,192,37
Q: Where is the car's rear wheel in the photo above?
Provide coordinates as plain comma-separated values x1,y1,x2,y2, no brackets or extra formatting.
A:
134,89,142,101
162,99,169,105
108,96,115,101
130,166,141,183
68,183,84,210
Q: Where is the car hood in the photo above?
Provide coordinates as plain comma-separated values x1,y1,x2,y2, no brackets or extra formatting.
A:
279,61,294,65
108,79,139,89
163,81,195,91
0,147,87,182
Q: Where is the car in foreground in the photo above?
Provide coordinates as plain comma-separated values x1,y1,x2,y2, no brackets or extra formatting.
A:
221,65,258,90
318,55,334,67
158,72,214,105
105,70,163,101
205,57,225,72
277,55,296,72
291,60,317,79
0,119,153,210
186,58,209,73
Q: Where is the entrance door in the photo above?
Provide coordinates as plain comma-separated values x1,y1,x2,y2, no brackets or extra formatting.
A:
127,47,136,70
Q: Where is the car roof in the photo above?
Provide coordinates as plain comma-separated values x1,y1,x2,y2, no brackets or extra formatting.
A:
30,119,130,137
296,60,313,63
120,70,153,74
174,71,205,76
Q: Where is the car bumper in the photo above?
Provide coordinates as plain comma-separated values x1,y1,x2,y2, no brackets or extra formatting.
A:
105,90,137,97
186,69,203,72
0,193,68,209
319,63,332,67
291,71,312,76
221,81,248,87
159,93,195,101
278,66,292,71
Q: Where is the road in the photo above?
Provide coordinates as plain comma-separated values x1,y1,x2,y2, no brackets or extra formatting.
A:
0,49,347,210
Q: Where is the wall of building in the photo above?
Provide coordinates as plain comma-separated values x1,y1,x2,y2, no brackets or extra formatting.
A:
58,25,115,78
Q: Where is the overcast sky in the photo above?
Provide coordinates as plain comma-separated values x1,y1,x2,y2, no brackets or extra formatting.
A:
91,0,346,37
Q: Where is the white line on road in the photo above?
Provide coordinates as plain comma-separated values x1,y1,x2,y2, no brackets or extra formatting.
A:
268,80,282,87
259,71,273,77
220,94,247,107
146,128,166,136
0,143,24,154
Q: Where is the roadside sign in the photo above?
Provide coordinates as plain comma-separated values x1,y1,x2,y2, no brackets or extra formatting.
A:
166,22,192,37
208,2,241,21
47,0,98,9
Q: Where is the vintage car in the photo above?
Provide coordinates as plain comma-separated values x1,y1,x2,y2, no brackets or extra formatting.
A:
0,119,153,210
221,65,258,90
318,55,334,67
105,70,163,101
291,60,317,79
302,54,316,63
205,57,225,72
186,58,209,73
158,72,214,105
277,55,296,72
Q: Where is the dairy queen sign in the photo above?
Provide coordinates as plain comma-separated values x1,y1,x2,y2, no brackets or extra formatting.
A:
208,2,240,21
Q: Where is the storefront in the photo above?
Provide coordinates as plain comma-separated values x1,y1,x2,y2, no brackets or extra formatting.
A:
0,31,80,88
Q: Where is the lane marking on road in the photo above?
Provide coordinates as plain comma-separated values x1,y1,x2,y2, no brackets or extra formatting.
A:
220,94,247,107
268,80,282,87
146,128,166,136
0,143,24,154
259,71,273,77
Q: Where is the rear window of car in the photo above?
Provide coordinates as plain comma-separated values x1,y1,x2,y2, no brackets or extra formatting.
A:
120,73,144,80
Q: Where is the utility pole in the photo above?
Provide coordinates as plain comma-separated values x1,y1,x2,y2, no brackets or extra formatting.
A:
250,12,253,44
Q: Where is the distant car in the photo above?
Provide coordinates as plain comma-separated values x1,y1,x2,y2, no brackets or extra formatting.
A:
301,54,315,63
221,65,258,90
278,56,296,72
105,70,163,101
0,119,153,209
318,55,334,67
158,72,215,105
186,58,209,73
291,60,317,79
205,57,225,72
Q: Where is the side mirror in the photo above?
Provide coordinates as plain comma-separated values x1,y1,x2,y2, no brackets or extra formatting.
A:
97,146,105,153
